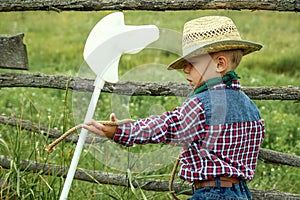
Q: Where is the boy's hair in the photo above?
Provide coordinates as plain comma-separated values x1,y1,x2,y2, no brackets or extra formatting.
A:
223,50,243,70
211,50,243,70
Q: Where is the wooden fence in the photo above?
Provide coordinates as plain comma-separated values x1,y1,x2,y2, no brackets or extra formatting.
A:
0,1,300,199
0,0,299,12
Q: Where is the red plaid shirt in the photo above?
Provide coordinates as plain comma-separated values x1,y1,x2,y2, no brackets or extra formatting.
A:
113,81,265,182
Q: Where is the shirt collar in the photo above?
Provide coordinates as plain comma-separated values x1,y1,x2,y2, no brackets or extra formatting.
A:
209,79,241,91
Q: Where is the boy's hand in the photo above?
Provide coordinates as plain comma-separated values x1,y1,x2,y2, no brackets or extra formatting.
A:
82,113,117,139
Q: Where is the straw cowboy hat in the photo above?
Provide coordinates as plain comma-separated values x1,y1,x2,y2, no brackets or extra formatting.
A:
168,16,263,70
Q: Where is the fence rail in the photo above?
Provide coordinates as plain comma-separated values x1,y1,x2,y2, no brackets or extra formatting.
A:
1,155,300,200
1,72,299,100
1,115,300,168
0,0,299,12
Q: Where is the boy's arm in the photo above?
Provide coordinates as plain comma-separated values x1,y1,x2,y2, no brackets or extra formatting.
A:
83,97,206,146
114,97,206,146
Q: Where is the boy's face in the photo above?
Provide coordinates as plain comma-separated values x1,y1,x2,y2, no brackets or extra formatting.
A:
183,54,218,89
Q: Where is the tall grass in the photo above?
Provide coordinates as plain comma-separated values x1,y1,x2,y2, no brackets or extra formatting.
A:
0,10,299,199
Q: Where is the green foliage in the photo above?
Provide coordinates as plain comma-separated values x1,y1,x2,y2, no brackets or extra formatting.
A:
0,10,299,199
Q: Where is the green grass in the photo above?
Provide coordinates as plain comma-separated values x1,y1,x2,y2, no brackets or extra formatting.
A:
0,10,299,199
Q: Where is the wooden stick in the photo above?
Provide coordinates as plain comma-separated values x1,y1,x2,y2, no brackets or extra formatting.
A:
169,155,181,200
44,119,134,153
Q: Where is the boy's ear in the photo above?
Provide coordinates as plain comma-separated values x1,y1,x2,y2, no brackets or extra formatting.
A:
215,55,228,73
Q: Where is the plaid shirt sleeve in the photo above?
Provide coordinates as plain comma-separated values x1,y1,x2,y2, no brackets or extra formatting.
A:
113,96,205,147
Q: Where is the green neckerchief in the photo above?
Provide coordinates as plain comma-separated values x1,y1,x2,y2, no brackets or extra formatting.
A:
192,71,240,96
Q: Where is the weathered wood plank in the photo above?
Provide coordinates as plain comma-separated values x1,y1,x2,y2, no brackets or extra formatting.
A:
0,33,28,70
258,148,300,168
1,155,300,199
0,72,299,100
0,0,299,12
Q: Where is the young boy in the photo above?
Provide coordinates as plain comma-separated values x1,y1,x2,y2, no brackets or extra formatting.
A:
83,16,265,200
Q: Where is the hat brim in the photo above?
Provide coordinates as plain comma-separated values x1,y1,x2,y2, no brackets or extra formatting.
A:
168,40,263,70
